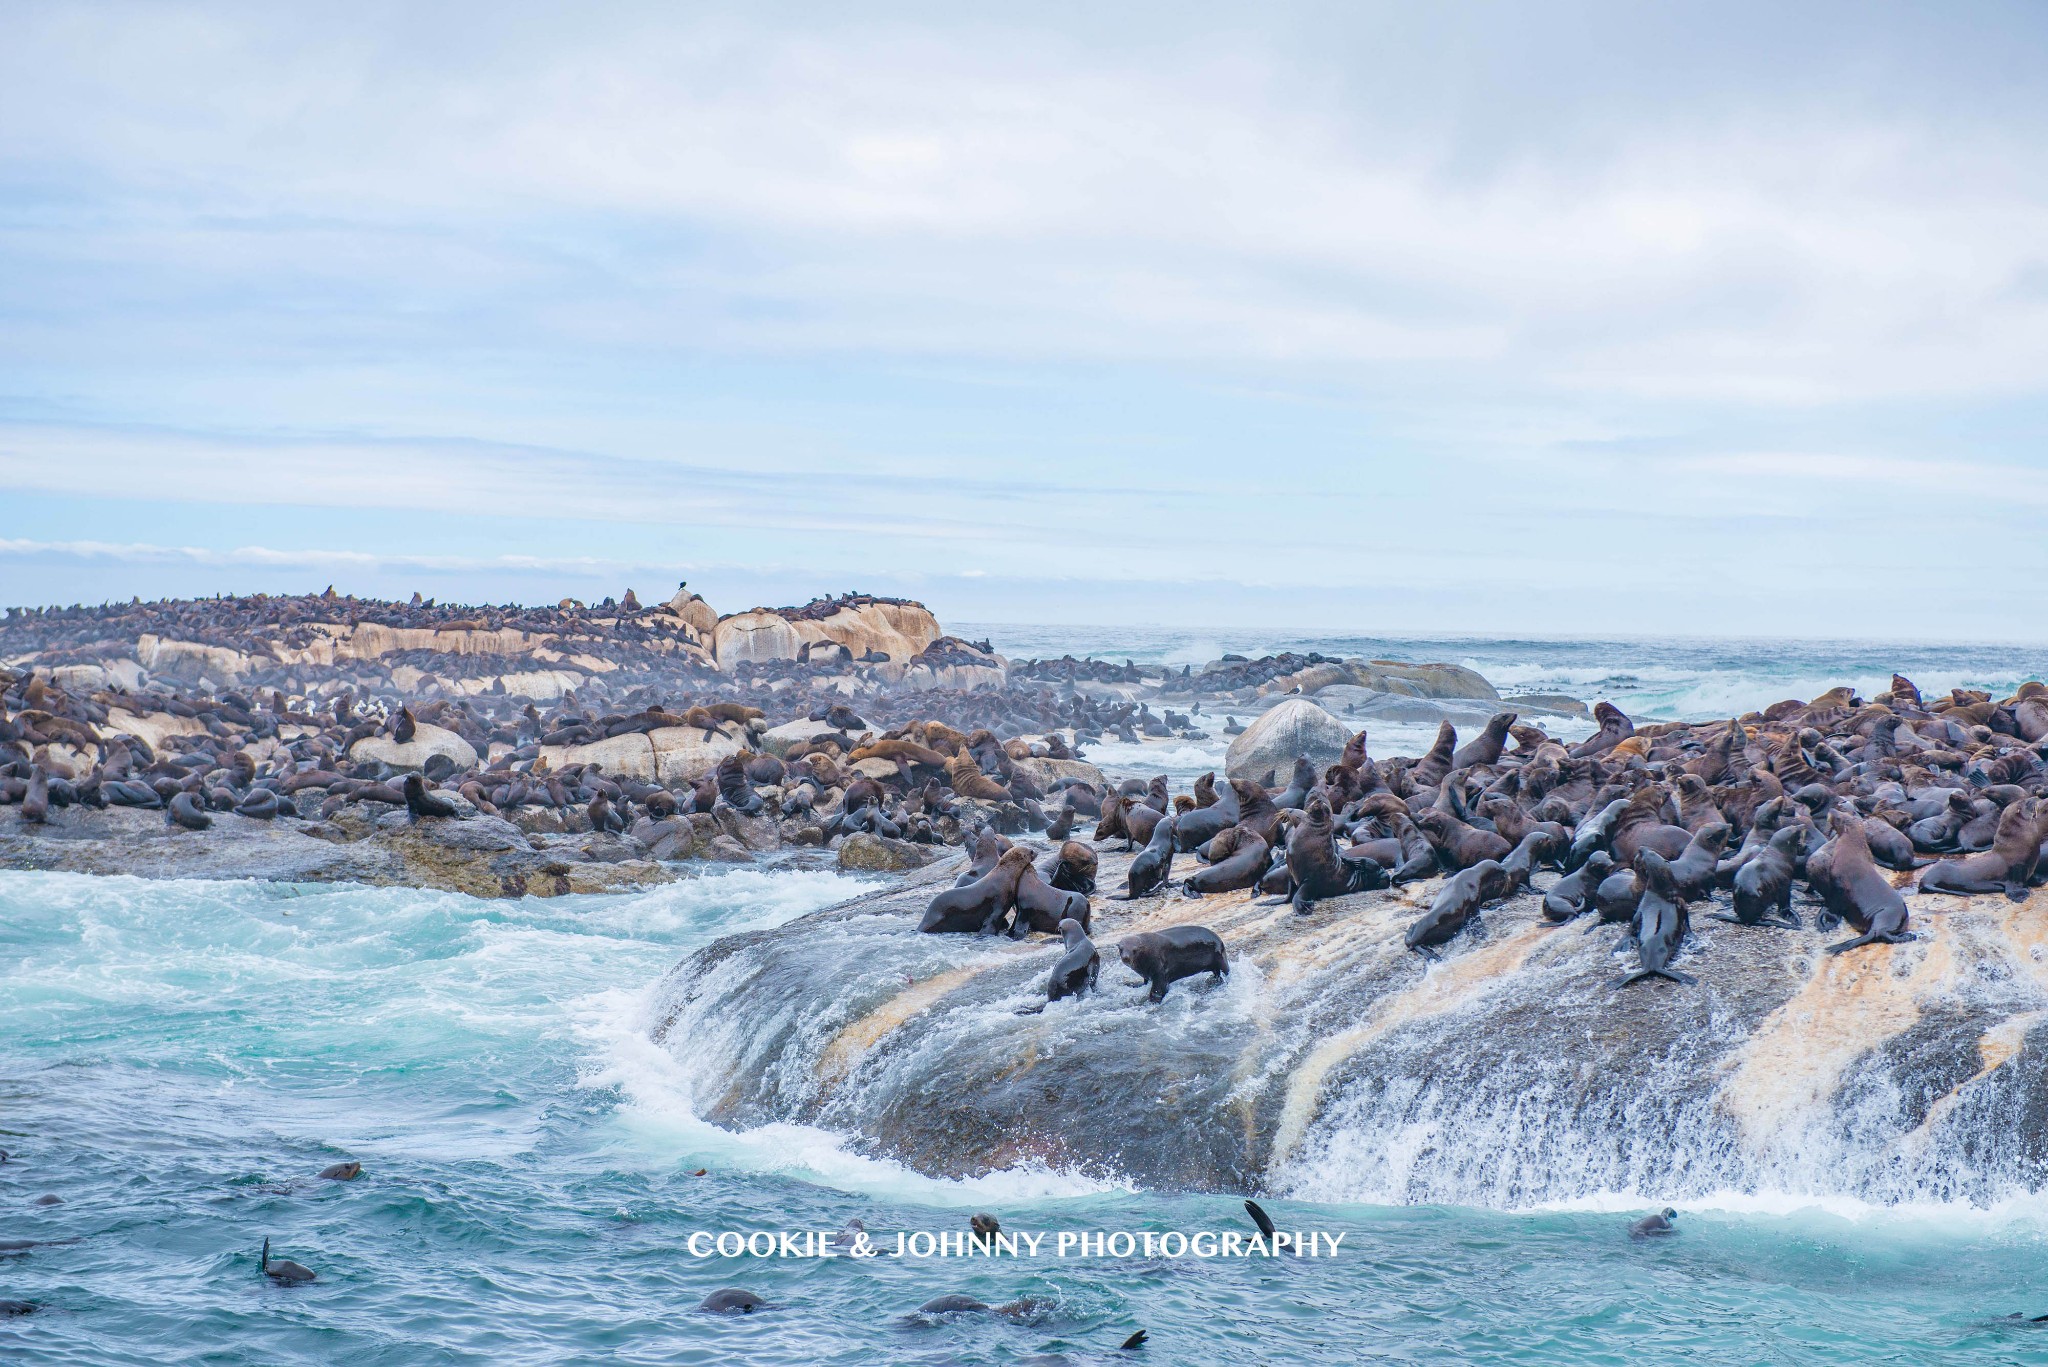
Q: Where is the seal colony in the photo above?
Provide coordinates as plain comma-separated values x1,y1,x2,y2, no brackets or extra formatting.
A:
0,586,1538,889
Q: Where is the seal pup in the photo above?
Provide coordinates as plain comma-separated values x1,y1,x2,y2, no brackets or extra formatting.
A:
1117,926,1228,1002
698,1288,771,1313
1629,1208,1678,1238
260,1237,315,1285
1121,813,1178,899
1714,827,1803,929
1614,851,1694,987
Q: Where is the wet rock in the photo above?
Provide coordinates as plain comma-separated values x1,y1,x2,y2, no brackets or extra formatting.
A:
836,832,936,872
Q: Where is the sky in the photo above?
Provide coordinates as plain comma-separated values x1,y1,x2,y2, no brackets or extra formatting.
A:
3,1,2048,639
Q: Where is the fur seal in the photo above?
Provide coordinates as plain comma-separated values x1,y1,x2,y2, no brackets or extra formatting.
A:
1451,712,1517,769
922,846,1032,933
1629,1208,1678,1238
699,1288,771,1313
1542,849,1613,923
1615,850,1694,987
1121,812,1178,899
1183,824,1270,896
1275,791,1383,912
317,1161,362,1181
1046,840,1097,895
1417,808,1511,872
1714,826,1803,929
166,791,212,830
1405,859,1507,958
1811,812,1914,953
403,773,459,822
1919,797,2041,900
260,1237,315,1285
1044,919,1098,1002
1117,926,1228,1002
1009,858,1090,936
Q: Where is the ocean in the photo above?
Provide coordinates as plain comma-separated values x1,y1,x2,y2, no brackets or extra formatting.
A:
5,632,2048,1364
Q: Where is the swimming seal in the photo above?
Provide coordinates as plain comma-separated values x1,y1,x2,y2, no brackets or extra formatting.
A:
260,1237,315,1285
317,1161,362,1181
699,1288,771,1313
1629,1208,1678,1238
1117,926,1228,1002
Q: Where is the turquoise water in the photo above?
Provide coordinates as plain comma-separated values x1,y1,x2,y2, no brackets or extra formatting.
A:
6,869,2048,1364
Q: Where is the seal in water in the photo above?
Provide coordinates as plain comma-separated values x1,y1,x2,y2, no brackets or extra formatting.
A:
0,1299,35,1316
920,846,1031,934
1117,926,1228,1002
1615,850,1694,987
970,1213,1001,1239
260,1237,315,1285
317,1161,362,1181
699,1288,771,1313
1629,1208,1678,1238
1046,918,1099,1002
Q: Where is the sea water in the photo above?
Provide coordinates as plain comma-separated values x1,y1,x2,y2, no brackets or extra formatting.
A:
7,633,2048,1364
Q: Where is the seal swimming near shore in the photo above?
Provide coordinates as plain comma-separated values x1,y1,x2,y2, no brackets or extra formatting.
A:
1629,1208,1678,1238
699,1288,771,1313
260,1237,315,1285
1117,926,1228,1002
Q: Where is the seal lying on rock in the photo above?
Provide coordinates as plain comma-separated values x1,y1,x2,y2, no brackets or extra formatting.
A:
1117,926,1228,1003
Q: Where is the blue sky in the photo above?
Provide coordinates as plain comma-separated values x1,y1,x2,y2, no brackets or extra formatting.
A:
4,1,2048,637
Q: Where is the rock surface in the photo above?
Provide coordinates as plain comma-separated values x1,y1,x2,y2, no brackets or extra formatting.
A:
1224,698,1350,780
649,842,2048,1204
0,806,676,898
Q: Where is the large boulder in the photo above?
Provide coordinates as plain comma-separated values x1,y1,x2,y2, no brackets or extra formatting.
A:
1362,661,1498,701
836,832,936,872
650,726,747,784
760,718,870,758
1225,698,1349,781
713,611,803,668
349,722,480,773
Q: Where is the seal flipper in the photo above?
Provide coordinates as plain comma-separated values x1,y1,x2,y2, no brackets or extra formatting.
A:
1121,1328,1150,1349
1243,1199,1278,1241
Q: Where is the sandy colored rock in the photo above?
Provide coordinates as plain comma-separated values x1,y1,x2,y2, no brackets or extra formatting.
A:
350,722,480,773
836,831,936,872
